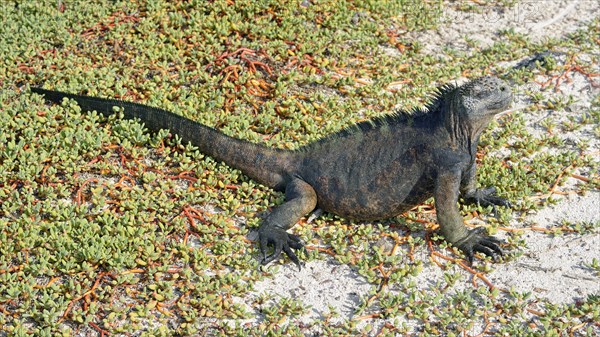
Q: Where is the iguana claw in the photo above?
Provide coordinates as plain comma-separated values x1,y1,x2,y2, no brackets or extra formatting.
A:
259,227,304,270
455,227,504,264
464,187,511,208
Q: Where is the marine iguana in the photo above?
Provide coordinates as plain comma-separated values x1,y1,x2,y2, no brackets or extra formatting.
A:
31,76,513,268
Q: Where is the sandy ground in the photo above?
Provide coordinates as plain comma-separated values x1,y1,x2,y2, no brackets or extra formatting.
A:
249,0,600,328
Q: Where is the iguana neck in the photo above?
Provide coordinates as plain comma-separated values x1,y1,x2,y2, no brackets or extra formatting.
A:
443,92,492,158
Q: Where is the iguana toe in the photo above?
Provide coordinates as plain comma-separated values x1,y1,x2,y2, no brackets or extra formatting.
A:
259,227,304,270
473,242,502,261
455,227,504,264
463,245,475,265
286,233,303,248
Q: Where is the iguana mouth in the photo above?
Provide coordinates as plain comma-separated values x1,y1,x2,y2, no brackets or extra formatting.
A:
491,94,513,112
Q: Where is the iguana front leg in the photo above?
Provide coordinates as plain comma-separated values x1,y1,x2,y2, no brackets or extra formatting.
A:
460,163,511,208
435,170,503,263
258,177,317,269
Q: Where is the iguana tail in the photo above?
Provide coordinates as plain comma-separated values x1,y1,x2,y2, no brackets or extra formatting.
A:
31,88,293,190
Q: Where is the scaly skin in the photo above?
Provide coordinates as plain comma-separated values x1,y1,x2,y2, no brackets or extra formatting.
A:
31,76,513,269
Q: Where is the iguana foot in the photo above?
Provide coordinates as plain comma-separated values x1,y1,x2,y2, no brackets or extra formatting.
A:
454,227,504,264
464,187,511,208
259,226,304,270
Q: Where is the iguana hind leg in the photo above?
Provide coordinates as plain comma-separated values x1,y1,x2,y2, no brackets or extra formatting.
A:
259,177,317,269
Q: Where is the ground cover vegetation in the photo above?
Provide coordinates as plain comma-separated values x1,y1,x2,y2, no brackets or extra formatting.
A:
0,1,598,336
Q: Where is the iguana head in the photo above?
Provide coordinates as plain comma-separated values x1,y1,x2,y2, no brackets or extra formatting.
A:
458,76,513,118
